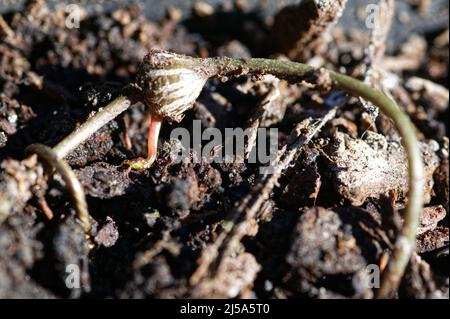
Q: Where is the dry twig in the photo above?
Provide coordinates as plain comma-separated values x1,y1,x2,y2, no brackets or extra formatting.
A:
359,0,395,119
190,107,337,286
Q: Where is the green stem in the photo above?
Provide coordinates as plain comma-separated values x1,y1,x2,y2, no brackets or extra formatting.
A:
203,56,424,298
332,71,424,298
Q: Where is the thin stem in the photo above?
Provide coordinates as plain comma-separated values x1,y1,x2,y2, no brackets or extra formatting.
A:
26,144,91,232
53,95,132,159
202,56,424,298
25,95,132,233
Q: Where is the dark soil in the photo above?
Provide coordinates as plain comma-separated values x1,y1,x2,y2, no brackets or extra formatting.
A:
0,0,448,299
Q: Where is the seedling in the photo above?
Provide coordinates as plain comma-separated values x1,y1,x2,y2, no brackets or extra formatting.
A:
28,49,424,298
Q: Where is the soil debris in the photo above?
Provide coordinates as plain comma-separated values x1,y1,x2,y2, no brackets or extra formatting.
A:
323,131,439,206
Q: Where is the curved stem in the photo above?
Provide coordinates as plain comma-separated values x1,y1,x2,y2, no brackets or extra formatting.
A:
203,57,424,298
331,72,424,298
26,144,91,232
53,95,132,159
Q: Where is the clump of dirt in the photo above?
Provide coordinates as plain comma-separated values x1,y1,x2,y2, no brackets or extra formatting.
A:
323,131,439,205
285,206,389,298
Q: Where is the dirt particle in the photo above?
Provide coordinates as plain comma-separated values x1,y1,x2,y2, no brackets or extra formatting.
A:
94,217,119,248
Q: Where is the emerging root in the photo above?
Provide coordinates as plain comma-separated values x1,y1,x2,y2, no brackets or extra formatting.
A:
123,114,163,171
